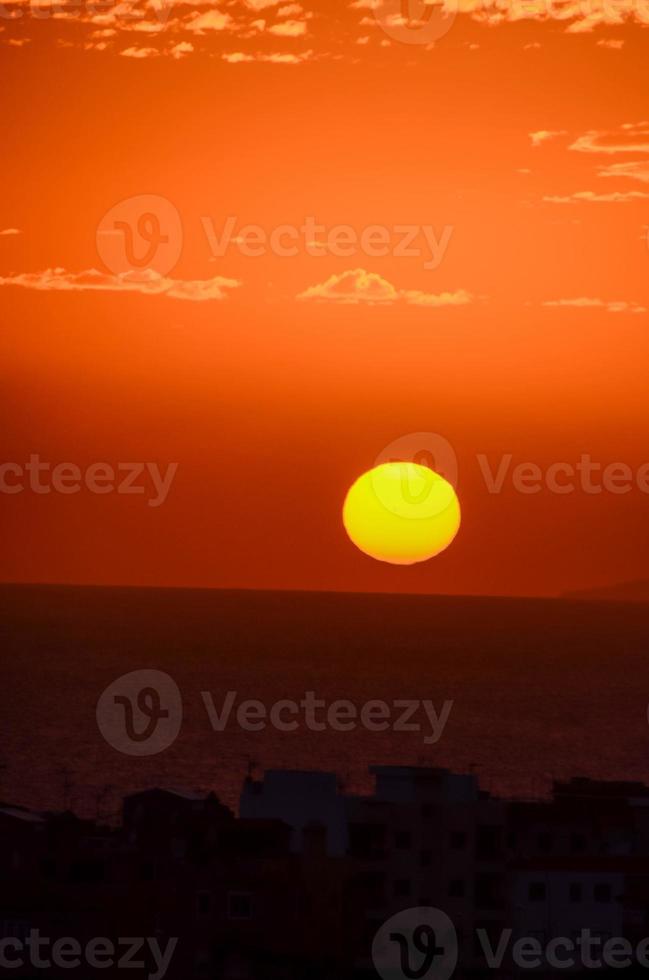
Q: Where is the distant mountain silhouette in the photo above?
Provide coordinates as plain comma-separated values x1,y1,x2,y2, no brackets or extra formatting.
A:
563,579,649,602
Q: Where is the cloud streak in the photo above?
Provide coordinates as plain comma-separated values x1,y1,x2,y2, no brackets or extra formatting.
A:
0,267,241,301
529,130,567,147
542,297,647,314
297,269,474,307
598,160,649,184
222,47,313,62
570,123,649,155
544,190,649,203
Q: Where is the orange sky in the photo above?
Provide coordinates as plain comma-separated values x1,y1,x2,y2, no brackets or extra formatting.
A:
2,0,649,596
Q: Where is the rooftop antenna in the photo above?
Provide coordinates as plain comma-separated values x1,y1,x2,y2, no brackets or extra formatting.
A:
95,783,114,823
60,767,74,812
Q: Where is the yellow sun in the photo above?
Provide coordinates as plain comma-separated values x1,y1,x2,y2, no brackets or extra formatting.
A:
343,461,461,565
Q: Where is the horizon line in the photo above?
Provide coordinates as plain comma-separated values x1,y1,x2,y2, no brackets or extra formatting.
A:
0,579,641,604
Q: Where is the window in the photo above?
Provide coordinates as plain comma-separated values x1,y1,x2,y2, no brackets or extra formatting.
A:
194,947,210,970
394,879,411,897
227,892,252,920
395,830,412,850
196,891,212,917
357,870,386,888
349,822,387,860
70,859,104,883
571,832,586,853
569,882,582,902
594,882,612,903
476,872,503,910
356,870,386,907
450,831,467,849
364,919,384,946
40,858,57,880
420,849,432,868
477,825,502,859
140,861,155,881
448,879,465,898
528,881,546,902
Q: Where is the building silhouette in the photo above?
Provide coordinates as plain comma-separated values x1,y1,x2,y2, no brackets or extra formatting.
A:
2,769,649,977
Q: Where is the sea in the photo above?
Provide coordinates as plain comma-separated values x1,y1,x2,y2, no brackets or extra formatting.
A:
2,584,648,820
